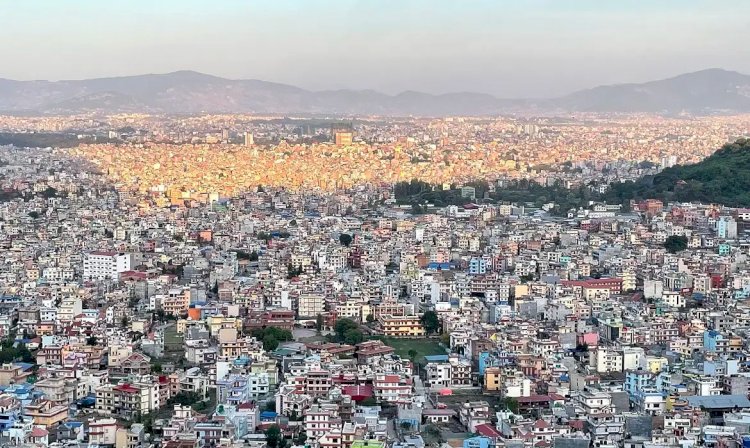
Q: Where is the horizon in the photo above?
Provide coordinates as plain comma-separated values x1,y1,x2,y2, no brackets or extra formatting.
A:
0,66,745,100
1,0,748,97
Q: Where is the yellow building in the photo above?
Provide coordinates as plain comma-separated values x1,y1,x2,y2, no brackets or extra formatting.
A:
24,400,68,428
646,356,669,373
207,316,241,337
378,315,426,337
484,367,502,391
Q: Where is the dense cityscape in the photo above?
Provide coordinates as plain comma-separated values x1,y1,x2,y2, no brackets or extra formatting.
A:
0,108,746,448
3,1,750,447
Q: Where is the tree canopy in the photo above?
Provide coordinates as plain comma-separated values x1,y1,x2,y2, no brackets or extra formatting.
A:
265,424,283,448
334,318,363,345
339,233,353,247
420,311,441,335
664,235,688,253
251,327,293,351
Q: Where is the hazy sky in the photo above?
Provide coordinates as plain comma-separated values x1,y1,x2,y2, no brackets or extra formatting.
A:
1,0,748,97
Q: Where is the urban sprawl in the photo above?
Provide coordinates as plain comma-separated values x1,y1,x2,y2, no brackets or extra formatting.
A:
0,113,749,448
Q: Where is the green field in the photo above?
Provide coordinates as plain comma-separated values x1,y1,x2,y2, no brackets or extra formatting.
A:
378,337,446,363
164,326,183,348
162,326,185,364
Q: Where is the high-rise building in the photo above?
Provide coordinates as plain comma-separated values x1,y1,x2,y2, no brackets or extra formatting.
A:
334,132,353,146
244,132,254,146
221,128,230,141
331,123,354,145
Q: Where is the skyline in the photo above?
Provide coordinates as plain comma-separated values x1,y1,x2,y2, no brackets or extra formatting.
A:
2,0,749,98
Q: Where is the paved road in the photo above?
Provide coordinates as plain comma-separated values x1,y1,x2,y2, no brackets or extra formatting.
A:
414,376,431,407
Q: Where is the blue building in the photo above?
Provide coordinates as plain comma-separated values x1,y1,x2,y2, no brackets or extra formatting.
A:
468,257,487,275
703,330,725,353
463,436,491,448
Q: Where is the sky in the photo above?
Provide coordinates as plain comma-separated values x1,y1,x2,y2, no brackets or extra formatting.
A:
1,0,749,98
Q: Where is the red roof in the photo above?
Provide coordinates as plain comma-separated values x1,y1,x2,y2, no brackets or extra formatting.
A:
341,385,373,401
475,423,502,438
533,420,550,429
518,394,552,403
569,420,585,430
114,384,140,394
30,427,48,437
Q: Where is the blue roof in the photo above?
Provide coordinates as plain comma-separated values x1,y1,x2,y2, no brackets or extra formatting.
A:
427,262,452,270
260,411,277,420
15,363,35,371
233,356,251,366
424,355,449,362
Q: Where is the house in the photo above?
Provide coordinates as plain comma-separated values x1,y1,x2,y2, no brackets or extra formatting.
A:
422,409,455,425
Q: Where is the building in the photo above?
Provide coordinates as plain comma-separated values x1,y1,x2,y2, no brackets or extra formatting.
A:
334,132,353,146
378,315,426,337
299,293,325,318
83,251,132,281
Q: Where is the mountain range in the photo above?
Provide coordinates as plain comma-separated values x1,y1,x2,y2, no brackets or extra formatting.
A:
1,68,749,115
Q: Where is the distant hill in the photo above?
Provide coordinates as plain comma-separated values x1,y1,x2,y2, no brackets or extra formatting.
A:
1,68,750,115
605,139,750,206
556,69,750,113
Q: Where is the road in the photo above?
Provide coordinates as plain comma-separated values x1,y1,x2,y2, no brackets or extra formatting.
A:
414,376,431,408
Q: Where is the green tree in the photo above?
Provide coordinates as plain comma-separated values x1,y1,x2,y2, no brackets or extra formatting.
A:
294,432,307,445
407,349,418,360
167,391,203,406
265,424,283,448
251,327,293,351
86,335,98,346
339,233,353,247
263,335,279,351
360,397,377,406
664,235,688,253
315,314,324,332
334,318,359,342
420,311,441,335
28,211,39,219
519,273,535,282
0,339,34,364
41,186,58,198
503,397,520,413
151,362,163,373
366,314,375,323
287,263,303,279
344,328,364,345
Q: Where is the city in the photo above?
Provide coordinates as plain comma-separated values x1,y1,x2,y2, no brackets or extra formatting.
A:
1,1,750,448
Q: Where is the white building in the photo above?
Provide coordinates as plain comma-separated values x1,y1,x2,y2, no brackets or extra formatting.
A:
83,251,131,281
425,362,451,388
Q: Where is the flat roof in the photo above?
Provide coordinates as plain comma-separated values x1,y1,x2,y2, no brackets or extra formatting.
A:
686,395,750,409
